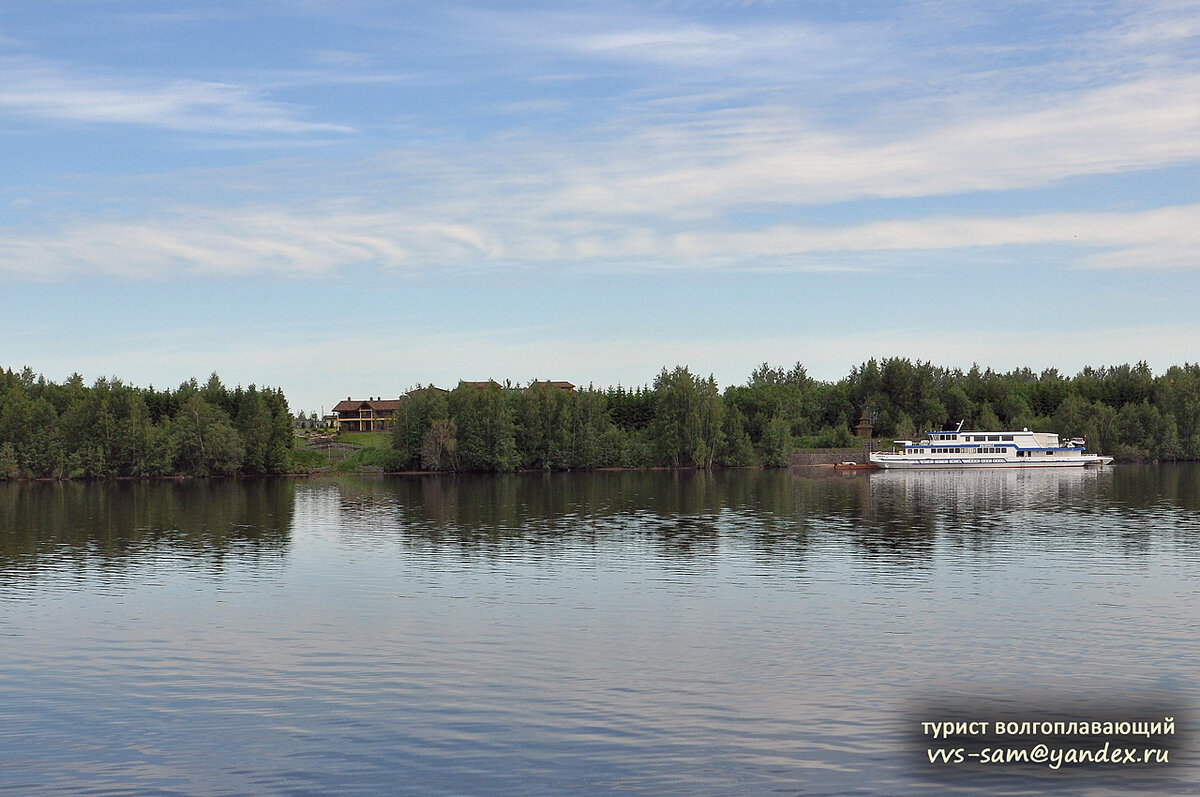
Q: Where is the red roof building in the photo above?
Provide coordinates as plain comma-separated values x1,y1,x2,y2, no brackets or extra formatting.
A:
528,380,575,392
332,397,405,432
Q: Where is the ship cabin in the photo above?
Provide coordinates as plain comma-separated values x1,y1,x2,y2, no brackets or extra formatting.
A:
901,428,1084,459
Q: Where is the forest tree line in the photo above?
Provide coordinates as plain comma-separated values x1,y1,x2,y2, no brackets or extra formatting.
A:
384,359,1200,472
3,358,1200,479
0,369,293,479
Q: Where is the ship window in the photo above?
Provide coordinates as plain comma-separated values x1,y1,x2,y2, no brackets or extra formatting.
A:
1047,450,1054,455
988,435,999,441
1017,450,1024,457
1002,435,1013,441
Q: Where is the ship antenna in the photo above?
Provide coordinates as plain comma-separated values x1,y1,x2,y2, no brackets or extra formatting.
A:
955,419,964,433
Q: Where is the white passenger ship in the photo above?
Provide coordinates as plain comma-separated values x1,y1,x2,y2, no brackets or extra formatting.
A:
869,422,1113,469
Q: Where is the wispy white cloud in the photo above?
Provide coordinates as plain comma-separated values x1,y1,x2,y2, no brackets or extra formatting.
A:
0,209,406,280
525,73,1200,216
0,57,351,135
669,205,1200,270
5,63,1200,280
4,2,1200,281
3,200,1197,281
464,6,877,87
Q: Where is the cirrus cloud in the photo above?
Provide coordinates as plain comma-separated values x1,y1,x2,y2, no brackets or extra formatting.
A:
0,56,351,135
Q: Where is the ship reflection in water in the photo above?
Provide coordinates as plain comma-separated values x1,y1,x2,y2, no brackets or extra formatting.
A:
870,463,1112,508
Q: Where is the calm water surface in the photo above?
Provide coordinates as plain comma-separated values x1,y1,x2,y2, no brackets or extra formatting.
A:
2,466,1199,795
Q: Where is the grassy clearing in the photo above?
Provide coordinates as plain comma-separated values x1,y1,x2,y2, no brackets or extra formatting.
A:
288,447,332,472
286,430,398,472
338,431,390,448
333,446,403,473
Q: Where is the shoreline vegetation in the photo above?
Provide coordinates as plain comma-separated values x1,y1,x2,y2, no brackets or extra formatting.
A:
3,359,1200,481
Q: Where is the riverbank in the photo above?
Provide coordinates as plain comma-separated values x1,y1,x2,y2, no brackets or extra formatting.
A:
5,443,1149,482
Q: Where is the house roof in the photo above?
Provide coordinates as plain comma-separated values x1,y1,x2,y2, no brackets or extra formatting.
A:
333,398,405,412
460,380,575,391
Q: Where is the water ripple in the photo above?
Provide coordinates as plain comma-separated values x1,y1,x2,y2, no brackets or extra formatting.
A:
3,468,1200,794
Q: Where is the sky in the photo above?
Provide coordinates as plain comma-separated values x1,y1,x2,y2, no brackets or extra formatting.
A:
2,0,1199,414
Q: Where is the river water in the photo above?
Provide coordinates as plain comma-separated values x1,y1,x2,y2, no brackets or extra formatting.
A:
1,466,1198,795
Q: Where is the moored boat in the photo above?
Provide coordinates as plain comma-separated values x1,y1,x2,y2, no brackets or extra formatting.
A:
869,422,1113,469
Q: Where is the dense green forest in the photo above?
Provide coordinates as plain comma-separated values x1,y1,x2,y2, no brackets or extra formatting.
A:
384,359,1200,472
0,368,293,479
3,359,1200,479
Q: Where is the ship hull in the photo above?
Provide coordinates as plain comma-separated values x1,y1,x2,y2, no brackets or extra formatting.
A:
870,456,1113,469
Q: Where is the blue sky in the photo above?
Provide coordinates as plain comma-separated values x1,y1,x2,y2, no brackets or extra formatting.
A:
3,1,1199,414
